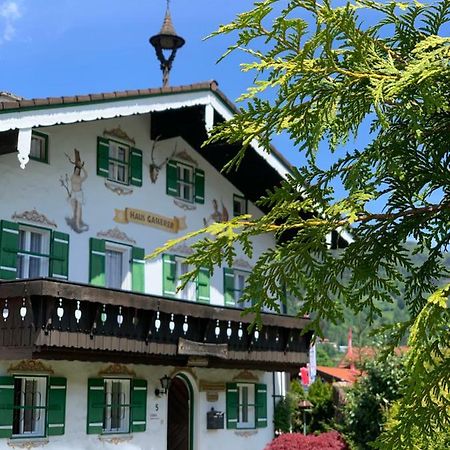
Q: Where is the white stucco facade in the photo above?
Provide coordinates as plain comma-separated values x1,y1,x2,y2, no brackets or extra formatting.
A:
0,90,297,450
0,360,283,450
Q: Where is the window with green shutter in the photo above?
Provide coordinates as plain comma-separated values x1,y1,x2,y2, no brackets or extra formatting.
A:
96,137,143,187
131,246,145,293
131,379,147,432
90,238,145,293
163,254,177,297
197,267,210,304
0,375,67,439
255,384,268,428
226,383,267,430
0,220,18,280
87,378,146,435
87,378,105,435
224,268,252,308
50,232,69,280
166,160,205,204
47,377,67,436
163,254,210,303
0,376,14,438
89,238,106,287
226,383,238,429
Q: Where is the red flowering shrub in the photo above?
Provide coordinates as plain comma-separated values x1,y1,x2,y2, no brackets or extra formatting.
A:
264,431,349,450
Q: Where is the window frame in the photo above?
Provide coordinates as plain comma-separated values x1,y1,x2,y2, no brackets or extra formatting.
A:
104,241,132,291
176,162,195,203
107,138,131,186
233,194,248,217
30,131,49,164
16,224,51,280
174,255,198,302
236,383,256,430
102,378,131,435
226,268,252,309
12,375,48,439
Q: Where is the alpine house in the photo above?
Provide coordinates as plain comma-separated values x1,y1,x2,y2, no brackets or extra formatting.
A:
0,5,340,450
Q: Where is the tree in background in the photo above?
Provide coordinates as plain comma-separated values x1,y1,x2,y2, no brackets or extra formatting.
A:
150,1,450,447
344,353,406,449
308,379,335,433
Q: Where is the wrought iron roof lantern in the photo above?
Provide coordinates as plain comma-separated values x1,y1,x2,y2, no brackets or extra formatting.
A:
150,0,185,87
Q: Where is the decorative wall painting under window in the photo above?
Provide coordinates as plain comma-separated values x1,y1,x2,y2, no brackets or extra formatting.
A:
60,149,89,233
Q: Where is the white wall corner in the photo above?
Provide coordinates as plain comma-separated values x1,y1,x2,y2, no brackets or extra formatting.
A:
17,127,32,169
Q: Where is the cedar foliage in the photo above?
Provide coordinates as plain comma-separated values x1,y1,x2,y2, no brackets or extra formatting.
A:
149,1,450,447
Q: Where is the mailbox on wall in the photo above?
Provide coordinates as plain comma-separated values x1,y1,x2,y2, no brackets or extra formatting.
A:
207,408,224,429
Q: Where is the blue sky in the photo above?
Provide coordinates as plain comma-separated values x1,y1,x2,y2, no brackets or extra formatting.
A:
0,0,309,165
0,0,380,202
0,1,255,102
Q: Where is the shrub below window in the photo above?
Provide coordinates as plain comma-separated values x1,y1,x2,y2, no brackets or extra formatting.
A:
264,431,349,450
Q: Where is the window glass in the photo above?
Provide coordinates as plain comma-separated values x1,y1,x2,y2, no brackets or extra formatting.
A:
16,227,50,279
105,249,124,289
237,383,255,429
103,379,130,433
176,163,194,202
12,377,47,437
233,195,247,217
108,141,129,184
235,270,252,309
178,259,196,301
30,134,47,161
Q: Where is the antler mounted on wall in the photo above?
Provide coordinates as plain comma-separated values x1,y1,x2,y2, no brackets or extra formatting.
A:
149,137,177,183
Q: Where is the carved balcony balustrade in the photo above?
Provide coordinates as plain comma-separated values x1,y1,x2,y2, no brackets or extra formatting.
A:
0,279,311,371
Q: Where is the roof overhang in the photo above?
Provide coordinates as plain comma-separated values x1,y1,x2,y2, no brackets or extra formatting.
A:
0,81,292,178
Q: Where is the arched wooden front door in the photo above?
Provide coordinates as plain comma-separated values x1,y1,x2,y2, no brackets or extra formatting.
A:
167,376,191,450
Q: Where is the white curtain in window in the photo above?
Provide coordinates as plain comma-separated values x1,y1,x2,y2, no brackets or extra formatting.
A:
106,250,123,289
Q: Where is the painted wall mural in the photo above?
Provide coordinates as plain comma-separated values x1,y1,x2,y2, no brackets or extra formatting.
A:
203,199,229,226
96,227,136,245
60,149,89,233
103,125,135,145
11,209,57,228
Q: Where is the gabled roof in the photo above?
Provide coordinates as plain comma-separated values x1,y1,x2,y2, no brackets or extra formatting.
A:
0,80,292,180
317,366,362,383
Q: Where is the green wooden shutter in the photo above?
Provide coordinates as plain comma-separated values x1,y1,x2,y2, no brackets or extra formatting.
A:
0,221,18,280
255,384,268,428
162,254,177,297
224,268,235,306
130,148,143,187
197,268,210,304
50,232,69,280
166,160,178,197
87,378,105,434
0,376,14,438
89,238,105,287
131,379,147,432
194,168,205,204
47,377,67,436
97,137,110,178
132,246,145,293
226,383,239,429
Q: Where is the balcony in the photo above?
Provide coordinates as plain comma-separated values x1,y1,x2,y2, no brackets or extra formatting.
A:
0,279,311,371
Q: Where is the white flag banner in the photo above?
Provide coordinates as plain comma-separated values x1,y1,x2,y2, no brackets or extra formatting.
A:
309,344,317,383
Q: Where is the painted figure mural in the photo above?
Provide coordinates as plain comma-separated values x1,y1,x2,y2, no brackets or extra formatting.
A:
203,199,229,226
60,149,89,233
